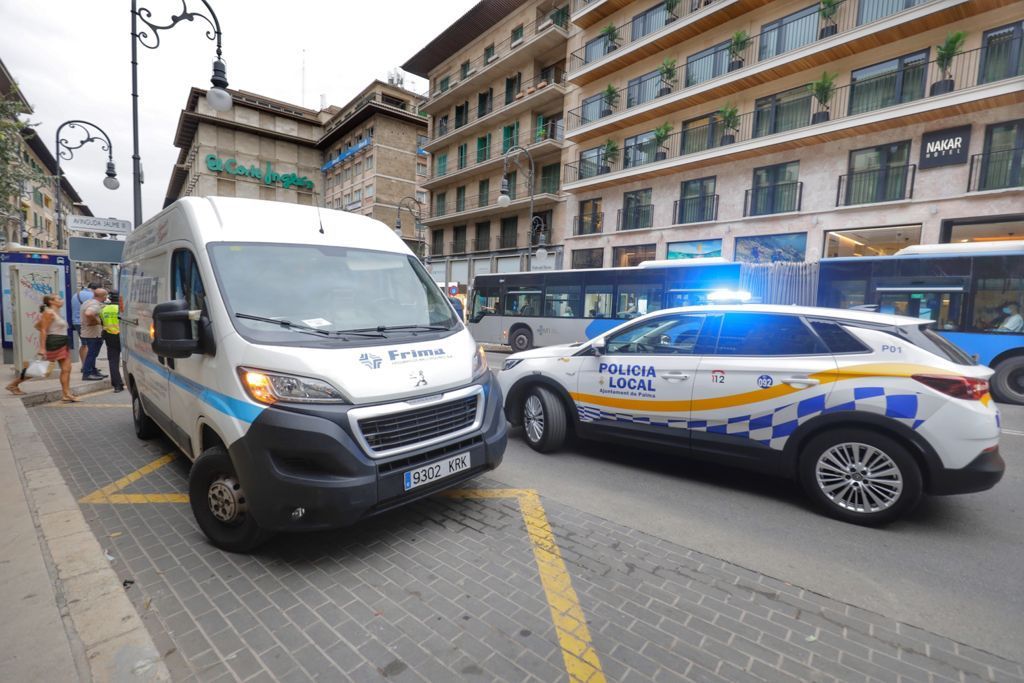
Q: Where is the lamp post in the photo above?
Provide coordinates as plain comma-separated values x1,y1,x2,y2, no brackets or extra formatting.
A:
54,120,119,250
497,145,548,270
394,196,428,260
131,0,232,228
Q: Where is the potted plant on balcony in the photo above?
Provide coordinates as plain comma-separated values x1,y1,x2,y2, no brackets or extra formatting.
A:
600,24,621,51
931,30,966,96
600,139,618,174
818,0,839,39
527,83,537,95
659,58,677,97
653,122,674,161
728,30,750,71
664,0,680,23
808,71,837,123
601,84,620,117
717,103,740,145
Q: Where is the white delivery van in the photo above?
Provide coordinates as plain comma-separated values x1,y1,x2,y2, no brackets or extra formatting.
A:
121,197,506,551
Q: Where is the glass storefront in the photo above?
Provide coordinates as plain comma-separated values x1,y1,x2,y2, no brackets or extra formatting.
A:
824,225,922,257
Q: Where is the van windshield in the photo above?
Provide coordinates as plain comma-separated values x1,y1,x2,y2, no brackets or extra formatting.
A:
208,243,458,345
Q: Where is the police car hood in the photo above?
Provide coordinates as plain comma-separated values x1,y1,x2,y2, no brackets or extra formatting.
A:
509,343,582,361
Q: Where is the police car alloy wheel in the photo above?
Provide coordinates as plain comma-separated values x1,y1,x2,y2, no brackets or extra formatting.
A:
800,430,922,525
189,446,270,552
522,386,566,453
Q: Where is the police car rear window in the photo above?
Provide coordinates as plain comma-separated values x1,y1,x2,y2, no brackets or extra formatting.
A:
809,320,869,354
898,325,976,365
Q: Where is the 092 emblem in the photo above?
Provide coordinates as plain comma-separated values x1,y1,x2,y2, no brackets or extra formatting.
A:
757,374,774,389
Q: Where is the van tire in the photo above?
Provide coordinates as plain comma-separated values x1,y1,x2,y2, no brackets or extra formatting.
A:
990,356,1024,405
510,327,533,352
189,446,271,553
799,429,922,526
131,384,159,440
522,386,566,453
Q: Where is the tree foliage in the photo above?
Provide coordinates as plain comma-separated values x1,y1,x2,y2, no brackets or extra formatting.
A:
0,87,48,226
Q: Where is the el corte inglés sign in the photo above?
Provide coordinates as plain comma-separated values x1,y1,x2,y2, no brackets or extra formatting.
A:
205,154,315,190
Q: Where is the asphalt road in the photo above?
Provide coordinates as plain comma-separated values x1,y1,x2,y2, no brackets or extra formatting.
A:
484,351,1024,661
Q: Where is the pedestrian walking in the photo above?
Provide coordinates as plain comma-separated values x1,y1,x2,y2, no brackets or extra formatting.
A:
12,295,79,401
101,291,124,393
71,281,97,365
79,287,108,381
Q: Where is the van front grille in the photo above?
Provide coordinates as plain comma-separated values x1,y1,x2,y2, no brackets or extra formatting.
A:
357,395,479,453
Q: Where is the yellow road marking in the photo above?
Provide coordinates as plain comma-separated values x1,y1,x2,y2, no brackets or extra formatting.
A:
78,453,188,504
444,488,606,683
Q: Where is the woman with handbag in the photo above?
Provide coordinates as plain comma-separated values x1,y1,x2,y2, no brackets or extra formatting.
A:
7,295,79,401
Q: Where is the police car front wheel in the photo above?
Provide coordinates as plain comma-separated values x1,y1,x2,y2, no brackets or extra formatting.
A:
522,386,566,453
800,430,922,525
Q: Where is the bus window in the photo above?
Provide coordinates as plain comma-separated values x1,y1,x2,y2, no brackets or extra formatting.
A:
505,287,542,317
972,277,1024,333
584,284,613,318
544,286,581,318
666,290,709,308
470,286,501,322
877,290,963,330
617,284,663,319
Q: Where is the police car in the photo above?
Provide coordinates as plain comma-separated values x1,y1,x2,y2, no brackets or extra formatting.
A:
498,304,1004,525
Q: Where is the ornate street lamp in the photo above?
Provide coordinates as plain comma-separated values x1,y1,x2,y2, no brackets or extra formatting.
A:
394,196,428,260
54,120,119,250
131,0,232,227
497,145,547,269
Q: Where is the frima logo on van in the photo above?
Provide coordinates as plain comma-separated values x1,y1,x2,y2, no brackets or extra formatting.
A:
387,347,450,365
359,353,382,369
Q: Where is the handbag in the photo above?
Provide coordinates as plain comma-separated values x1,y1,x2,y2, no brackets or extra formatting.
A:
25,358,49,379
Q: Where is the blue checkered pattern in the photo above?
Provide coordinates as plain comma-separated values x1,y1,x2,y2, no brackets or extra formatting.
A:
577,385,941,450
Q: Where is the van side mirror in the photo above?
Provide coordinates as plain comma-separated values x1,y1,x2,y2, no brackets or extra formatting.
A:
590,337,606,355
152,300,202,359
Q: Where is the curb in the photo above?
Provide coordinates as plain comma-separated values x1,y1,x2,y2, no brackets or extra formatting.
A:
1,395,170,682
20,377,114,408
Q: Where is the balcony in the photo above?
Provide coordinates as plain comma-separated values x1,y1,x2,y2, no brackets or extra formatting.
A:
617,204,654,230
320,93,426,146
423,8,570,115
673,194,719,223
425,71,567,152
423,179,562,225
496,233,519,250
472,237,492,252
573,212,604,235
566,0,989,140
570,0,635,28
968,148,1024,192
449,240,468,254
563,44,1024,191
836,164,916,206
567,0,759,85
421,121,564,190
744,181,803,216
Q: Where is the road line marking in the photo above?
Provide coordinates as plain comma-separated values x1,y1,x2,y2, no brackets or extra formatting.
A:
445,488,606,683
1001,429,1024,437
78,453,187,504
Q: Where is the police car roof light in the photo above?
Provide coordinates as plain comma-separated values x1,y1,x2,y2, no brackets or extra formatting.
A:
707,289,752,303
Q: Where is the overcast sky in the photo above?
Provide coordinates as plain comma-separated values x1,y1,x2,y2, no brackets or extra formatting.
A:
2,0,475,222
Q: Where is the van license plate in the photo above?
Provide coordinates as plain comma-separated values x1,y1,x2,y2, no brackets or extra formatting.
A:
403,453,470,491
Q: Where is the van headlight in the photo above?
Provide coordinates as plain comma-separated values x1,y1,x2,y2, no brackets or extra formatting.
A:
471,345,488,381
238,367,346,405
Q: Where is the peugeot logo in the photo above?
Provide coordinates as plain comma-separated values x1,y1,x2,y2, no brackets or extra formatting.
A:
410,370,428,388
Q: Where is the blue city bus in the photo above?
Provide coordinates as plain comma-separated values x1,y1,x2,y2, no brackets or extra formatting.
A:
818,241,1024,404
468,259,741,352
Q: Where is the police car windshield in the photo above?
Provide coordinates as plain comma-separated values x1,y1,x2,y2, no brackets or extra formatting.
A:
208,243,458,346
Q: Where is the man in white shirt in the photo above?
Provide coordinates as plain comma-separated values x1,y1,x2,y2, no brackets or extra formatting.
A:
996,303,1024,333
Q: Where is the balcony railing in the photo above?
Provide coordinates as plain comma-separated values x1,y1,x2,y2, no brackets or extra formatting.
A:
565,0,942,130
472,237,491,252
968,148,1024,192
427,7,569,102
744,182,803,216
427,179,558,219
573,212,604,235
617,204,654,230
564,44,1020,183
425,121,564,183
450,240,468,254
836,164,916,206
568,0,727,73
431,70,565,143
673,194,719,224
432,243,445,257
497,233,519,249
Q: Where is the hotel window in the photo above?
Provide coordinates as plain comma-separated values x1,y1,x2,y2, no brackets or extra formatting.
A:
417,134,428,149
621,189,653,231
502,122,519,153
848,50,927,115
583,34,611,65
626,69,661,108
438,75,450,92
416,162,427,176
484,44,495,63
453,225,467,252
435,153,448,176
475,221,490,250
478,179,490,206
748,161,800,216
506,170,518,200
630,2,671,42
858,0,928,26
753,85,812,138
572,248,604,269
613,244,656,268
416,190,428,204
579,92,605,125
678,176,717,224
511,24,524,44
354,161,362,175
540,163,560,194
681,113,720,155
478,89,493,117
758,4,818,61
343,192,351,205
577,198,602,235
456,186,466,212
437,114,449,136
353,188,362,203
476,133,492,162
461,61,472,79
365,155,373,170
980,22,1024,84
500,216,518,248
455,102,469,128
578,145,604,179
624,130,657,168
365,183,375,198
686,41,729,86
977,120,1024,191
432,229,444,255
457,143,468,169
435,191,446,216
343,166,351,181
843,141,912,205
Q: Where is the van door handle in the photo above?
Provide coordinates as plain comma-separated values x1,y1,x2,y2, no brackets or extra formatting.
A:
662,371,690,382
783,376,819,387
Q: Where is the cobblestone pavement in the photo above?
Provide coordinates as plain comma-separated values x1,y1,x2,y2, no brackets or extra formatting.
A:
30,392,1024,683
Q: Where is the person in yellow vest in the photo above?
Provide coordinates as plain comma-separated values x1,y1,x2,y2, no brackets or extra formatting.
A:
101,291,125,393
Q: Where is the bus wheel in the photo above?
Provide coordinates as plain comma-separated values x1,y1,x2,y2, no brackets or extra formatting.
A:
189,446,271,553
990,356,1024,405
510,327,533,352
522,386,566,453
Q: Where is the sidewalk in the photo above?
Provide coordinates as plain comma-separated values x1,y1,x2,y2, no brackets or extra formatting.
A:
0,363,169,682
5,357,117,406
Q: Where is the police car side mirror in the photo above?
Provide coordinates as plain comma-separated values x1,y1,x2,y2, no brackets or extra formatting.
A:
152,300,202,359
590,338,606,355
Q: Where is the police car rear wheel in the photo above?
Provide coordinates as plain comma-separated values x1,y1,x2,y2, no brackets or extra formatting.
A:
522,386,565,453
189,446,271,553
800,430,922,525
130,384,158,440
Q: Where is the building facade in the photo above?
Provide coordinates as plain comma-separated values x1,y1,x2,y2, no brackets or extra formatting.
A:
403,0,573,286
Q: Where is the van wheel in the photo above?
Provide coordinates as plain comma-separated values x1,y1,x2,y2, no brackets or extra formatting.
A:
799,430,922,526
509,327,533,352
189,446,271,553
990,356,1024,405
131,384,158,440
522,386,566,453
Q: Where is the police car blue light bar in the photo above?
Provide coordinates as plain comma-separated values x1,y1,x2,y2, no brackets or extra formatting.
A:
706,289,752,303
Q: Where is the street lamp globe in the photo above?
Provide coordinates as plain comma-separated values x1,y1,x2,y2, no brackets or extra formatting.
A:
103,161,120,190
206,59,233,112
496,176,512,207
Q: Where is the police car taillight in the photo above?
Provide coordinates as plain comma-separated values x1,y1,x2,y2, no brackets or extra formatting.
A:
912,375,989,400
